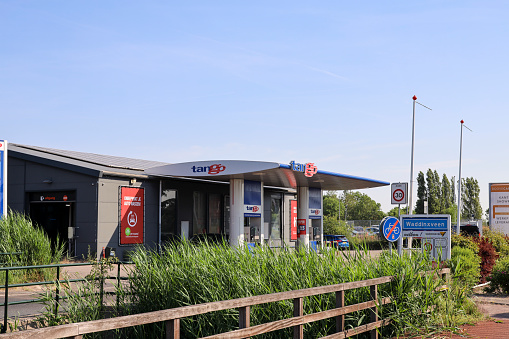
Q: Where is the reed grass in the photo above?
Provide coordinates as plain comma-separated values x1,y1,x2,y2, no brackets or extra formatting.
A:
115,242,478,338
0,211,64,283
38,241,482,338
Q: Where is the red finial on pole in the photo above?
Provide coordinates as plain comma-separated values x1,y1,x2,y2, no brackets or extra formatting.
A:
413,95,417,100
461,120,464,124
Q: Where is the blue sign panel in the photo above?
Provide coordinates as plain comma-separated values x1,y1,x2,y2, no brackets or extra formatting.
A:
401,217,448,231
309,187,322,219
244,180,261,217
380,216,401,242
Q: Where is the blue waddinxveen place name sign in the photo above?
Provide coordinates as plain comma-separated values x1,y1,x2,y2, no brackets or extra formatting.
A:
401,217,448,231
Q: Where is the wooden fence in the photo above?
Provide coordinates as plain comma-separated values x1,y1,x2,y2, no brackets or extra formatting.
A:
0,268,450,339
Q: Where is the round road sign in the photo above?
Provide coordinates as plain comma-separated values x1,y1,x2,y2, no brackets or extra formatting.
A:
393,189,404,202
380,216,401,242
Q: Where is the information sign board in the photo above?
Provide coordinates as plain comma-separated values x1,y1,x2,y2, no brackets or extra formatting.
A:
391,183,408,205
119,187,145,245
400,214,451,260
490,183,509,234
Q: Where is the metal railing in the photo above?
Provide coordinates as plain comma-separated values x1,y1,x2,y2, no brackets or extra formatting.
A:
0,253,21,268
0,261,129,333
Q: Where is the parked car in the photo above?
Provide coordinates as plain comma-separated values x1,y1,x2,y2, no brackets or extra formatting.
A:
365,227,379,236
324,234,350,249
452,224,481,237
352,226,366,237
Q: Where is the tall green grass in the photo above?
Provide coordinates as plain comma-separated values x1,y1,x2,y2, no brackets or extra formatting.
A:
39,241,482,338
0,211,64,283
116,242,477,338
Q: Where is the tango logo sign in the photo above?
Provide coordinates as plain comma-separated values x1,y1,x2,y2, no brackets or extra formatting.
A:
247,206,259,212
192,164,226,175
290,161,318,178
310,209,320,215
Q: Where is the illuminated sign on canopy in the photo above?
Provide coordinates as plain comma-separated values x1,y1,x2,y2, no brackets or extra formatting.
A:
146,160,280,177
290,161,318,178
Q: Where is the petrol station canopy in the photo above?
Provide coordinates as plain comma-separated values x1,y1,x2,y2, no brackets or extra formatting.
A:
145,160,389,191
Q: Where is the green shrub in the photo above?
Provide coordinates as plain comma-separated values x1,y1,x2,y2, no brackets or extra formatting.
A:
451,234,479,253
484,229,509,257
486,257,509,294
450,246,480,288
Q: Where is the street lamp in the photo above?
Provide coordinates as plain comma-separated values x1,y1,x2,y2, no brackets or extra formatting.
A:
457,120,472,234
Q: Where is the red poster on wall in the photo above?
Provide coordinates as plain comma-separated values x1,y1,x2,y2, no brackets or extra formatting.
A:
120,187,144,245
290,200,297,241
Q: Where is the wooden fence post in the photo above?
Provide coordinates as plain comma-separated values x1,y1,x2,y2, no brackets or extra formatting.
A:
165,318,180,339
239,305,250,339
370,284,378,339
293,297,303,339
335,290,344,333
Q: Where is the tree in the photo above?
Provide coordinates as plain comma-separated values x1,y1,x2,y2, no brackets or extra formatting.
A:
441,174,452,210
323,191,351,235
345,191,386,220
426,169,441,214
323,191,340,220
450,175,456,206
414,169,462,221
415,171,426,214
461,177,482,220
387,206,409,217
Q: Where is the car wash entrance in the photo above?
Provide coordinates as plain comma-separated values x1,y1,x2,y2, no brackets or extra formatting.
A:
29,191,75,255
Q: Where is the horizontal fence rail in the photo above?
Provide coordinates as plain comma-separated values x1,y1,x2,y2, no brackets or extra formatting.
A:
0,268,450,339
0,261,130,334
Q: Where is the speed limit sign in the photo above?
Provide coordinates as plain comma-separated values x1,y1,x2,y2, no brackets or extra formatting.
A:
391,183,408,205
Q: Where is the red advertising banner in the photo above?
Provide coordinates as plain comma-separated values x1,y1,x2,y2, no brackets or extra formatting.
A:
290,200,297,241
120,187,144,245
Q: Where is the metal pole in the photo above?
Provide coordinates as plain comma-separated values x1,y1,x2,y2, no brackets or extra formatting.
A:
2,269,8,333
457,120,464,234
405,96,417,253
54,266,60,316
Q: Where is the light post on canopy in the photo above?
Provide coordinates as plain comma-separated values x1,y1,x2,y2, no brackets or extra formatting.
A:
457,119,472,234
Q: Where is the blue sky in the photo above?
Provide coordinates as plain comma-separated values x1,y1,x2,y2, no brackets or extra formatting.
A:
1,1,508,214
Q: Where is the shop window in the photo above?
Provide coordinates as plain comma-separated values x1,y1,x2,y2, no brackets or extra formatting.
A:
270,196,282,239
208,194,221,234
224,195,230,235
161,185,177,243
193,192,207,235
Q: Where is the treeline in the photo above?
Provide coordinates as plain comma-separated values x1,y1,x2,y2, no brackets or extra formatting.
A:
415,169,482,220
323,168,483,234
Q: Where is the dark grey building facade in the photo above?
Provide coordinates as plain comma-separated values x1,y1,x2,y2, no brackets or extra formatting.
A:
7,144,299,259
